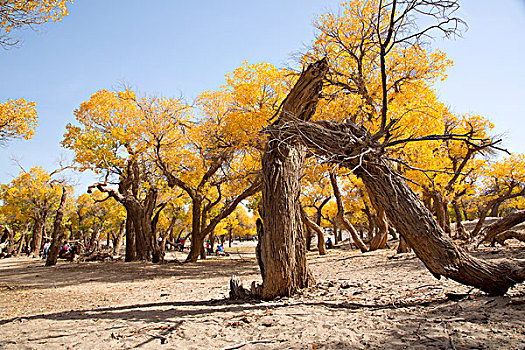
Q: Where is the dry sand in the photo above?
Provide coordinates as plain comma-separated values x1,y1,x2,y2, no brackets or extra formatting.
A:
0,242,524,349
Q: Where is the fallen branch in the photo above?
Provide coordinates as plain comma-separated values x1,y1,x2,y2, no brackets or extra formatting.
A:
221,339,281,350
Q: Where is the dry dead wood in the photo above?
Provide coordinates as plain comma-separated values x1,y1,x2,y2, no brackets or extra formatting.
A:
270,115,525,295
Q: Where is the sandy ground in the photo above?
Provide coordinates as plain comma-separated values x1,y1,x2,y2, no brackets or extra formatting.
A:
0,241,524,350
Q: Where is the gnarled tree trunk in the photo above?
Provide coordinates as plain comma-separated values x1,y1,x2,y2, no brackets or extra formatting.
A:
355,160,525,295
275,113,525,295
256,59,328,299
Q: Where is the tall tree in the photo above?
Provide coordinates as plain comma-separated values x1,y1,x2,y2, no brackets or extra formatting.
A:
63,89,182,261
0,167,64,257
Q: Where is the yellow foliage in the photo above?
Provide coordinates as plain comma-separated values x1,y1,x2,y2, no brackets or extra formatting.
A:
0,98,37,143
0,0,71,47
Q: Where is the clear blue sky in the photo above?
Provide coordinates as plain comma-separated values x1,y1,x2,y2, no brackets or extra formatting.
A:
1,0,524,193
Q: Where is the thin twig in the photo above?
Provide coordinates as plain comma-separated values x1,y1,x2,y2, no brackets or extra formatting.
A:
221,339,281,350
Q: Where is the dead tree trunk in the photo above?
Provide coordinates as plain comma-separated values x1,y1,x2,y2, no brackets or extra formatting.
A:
355,160,525,295
471,210,525,248
256,59,328,299
275,116,525,295
46,187,68,266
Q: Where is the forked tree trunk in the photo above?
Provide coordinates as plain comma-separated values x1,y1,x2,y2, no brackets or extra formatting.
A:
329,172,368,253
46,187,68,266
300,208,326,255
256,59,328,299
355,160,525,295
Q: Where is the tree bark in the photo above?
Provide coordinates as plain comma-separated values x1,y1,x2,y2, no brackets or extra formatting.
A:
15,225,28,256
305,225,313,251
256,59,328,299
46,187,68,266
369,205,388,251
396,234,411,253
452,199,466,238
1,226,14,255
89,227,101,253
432,191,451,236
186,198,203,262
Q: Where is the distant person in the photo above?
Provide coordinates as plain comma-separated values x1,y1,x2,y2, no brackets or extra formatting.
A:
216,243,228,256
179,236,186,252
206,240,212,255
326,237,333,249
43,240,51,259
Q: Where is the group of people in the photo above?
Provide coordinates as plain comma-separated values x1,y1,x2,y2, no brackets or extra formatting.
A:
205,240,228,256
42,240,76,260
